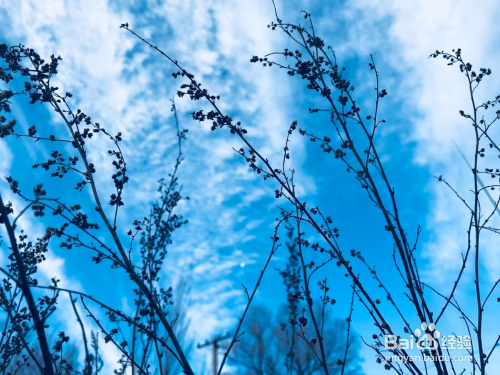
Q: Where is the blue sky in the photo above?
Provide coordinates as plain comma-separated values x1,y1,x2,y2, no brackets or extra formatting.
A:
1,0,500,374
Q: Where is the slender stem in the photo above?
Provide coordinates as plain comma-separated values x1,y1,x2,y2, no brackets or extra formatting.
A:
0,194,54,375
217,218,287,375
340,284,355,375
45,85,193,374
0,287,44,372
80,297,148,375
69,293,91,375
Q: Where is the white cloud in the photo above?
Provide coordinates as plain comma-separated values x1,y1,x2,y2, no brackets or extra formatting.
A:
333,1,500,373
0,140,12,176
3,0,500,373
378,0,500,281
1,0,294,371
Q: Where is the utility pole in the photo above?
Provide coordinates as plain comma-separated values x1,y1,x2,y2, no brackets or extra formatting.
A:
197,332,231,375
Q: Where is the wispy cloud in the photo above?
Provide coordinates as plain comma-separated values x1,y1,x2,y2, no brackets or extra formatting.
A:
2,0,500,373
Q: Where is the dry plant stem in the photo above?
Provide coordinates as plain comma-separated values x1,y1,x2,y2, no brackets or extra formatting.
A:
420,281,476,329
486,335,500,365
359,336,403,375
42,86,192,374
454,302,480,373
143,99,184,277
13,134,73,143
217,217,288,375
364,54,381,168
443,345,457,375
367,251,415,335
80,297,148,375
131,295,142,375
139,330,152,373
153,321,164,375
123,24,425,374
482,278,500,310
344,76,431,323
64,288,180,365
271,12,435,364
9,195,124,271
294,210,329,375
0,286,44,372
434,218,473,324
282,19,445,372
354,288,414,373
131,99,184,375
287,48,426,375
0,194,54,375
0,287,16,352
436,176,473,214
0,276,184,367
8,71,177,372
287,326,296,375
296,321,323,365
467,68,486,375
453,142,500,217
478,192,500,230
0,285,19,349
296,18,429,317
125,18,499,373
11,201,35,229
69,293,91,375
340,284,355,375
435,49,500,374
